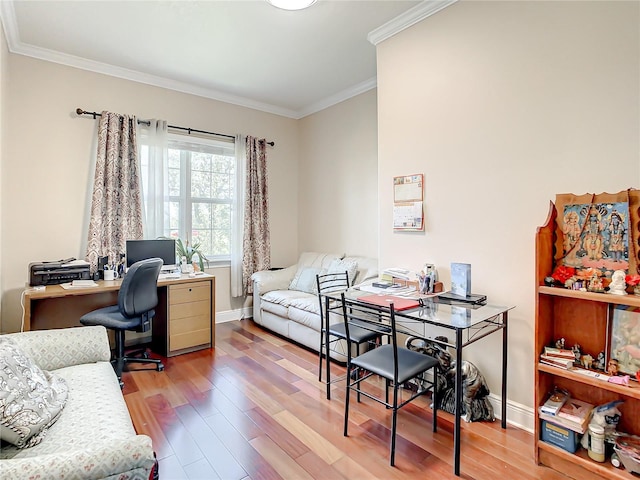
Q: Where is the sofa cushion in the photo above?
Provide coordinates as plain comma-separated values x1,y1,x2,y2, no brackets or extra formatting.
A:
289,266,324,294
324,258,359,291
0,338,68,449
344,255,378,285
1,361,135,459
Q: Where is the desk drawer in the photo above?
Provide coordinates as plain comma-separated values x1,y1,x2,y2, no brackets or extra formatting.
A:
170,328,210,351
170,314,210,335
169,282,210,305
170,299,210,320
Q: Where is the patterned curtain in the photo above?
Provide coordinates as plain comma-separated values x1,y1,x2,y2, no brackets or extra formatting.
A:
85,111,143,271
242,136,271,293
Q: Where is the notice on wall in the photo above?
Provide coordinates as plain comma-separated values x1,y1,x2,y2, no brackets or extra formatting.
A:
393,174,424,231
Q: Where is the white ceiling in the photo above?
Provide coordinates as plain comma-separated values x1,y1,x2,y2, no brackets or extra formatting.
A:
0,0,454,119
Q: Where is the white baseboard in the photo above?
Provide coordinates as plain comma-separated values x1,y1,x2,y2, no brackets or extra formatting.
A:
487,393,534,433
215,307,253,324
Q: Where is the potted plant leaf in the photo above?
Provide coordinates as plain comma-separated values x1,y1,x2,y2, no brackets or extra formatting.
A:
176,238,209,272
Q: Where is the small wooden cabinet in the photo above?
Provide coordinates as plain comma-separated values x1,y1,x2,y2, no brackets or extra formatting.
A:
153,276,215,357
535,203,640,480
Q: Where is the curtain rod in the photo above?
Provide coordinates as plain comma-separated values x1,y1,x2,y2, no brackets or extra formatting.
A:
75,108,275,147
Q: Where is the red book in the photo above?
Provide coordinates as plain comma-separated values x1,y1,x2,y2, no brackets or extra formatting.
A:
358,294,420,311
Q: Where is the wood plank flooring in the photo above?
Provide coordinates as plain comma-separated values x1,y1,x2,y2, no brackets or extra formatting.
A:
123,319,570,480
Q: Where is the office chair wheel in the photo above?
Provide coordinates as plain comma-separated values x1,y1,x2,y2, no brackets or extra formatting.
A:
157,363,165,372
142,351,150,359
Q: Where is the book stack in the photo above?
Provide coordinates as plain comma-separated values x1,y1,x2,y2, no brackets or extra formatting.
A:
539,389,569,416
539,346,576,370
539,396,595,434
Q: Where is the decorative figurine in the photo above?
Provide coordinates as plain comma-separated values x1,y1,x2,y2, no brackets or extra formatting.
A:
555,337,566,350
609,269,627,295
582,353,594,370
594,351,605,371
588,274,604,293
608,358,620,376
572,343,582,363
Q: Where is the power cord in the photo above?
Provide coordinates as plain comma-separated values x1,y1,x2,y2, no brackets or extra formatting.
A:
20,285,45,332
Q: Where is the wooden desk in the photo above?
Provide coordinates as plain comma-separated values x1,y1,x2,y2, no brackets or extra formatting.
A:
23,274,215,357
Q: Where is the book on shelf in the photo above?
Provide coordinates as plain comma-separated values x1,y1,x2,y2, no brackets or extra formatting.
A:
538,410,588,434
543,346,575,359
540,389,569,416
538,398,594,434
557,398,594,425
539,355,574,369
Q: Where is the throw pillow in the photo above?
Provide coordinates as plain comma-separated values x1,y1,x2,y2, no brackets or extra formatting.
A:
322,258,359,292
0,337,69,448
289,266,324,294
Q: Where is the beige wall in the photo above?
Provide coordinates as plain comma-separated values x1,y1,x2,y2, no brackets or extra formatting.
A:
298,89,378,259
1,55,300,332
0,20,6,321
376,0,639,428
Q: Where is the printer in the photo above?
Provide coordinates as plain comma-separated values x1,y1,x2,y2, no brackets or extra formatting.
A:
29,258,92,286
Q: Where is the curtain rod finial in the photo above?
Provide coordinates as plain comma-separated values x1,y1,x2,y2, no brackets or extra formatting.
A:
76,108,85,115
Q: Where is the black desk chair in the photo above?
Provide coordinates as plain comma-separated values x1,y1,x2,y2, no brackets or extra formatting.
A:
317,271,384,400
340,293,439,466
80,258,164,386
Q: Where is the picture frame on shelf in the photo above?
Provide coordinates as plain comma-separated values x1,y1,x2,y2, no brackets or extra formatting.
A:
610,305,640,376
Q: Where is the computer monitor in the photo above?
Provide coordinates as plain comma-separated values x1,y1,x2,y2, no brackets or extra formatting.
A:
126,239,177,271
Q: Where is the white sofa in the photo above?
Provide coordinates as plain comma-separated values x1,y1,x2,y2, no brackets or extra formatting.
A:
0,326,156,480
251,252,377,360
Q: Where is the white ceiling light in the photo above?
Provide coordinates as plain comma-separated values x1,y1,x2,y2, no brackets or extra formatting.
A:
267,0,317,11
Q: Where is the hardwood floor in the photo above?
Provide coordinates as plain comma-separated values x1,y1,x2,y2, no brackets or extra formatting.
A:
123,319,570,480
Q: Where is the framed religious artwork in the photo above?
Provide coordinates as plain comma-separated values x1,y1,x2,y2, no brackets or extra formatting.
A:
554,189,640,278
609,305,640,376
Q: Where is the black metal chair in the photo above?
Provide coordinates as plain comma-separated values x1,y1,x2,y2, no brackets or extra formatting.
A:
80,258,164,386
340,293,439,466
317,271,384,400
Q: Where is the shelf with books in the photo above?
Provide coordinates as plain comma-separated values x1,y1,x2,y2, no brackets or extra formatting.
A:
535,200,640,479
539,395,594,434
537,363,640,400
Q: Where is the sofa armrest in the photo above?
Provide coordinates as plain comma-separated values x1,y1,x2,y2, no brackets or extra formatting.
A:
251,265,297,295
0,435,155,480
251,266,297,323
3,326,111,371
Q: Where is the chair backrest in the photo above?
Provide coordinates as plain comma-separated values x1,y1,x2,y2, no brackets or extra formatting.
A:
340,293,400,379
118,257,163,318
316,271,350,322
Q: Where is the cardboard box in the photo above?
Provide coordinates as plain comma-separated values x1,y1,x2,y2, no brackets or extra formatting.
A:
541,420,581,453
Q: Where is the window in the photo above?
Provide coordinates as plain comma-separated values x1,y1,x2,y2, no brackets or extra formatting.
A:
140,134,237,263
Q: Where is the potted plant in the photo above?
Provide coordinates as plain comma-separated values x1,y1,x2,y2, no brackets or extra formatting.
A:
176,238,209,272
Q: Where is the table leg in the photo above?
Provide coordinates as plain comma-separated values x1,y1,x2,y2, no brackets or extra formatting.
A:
454,328,463,476
325,296,332,400
501,311,508,429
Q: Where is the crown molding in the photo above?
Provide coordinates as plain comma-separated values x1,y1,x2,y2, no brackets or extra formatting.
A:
296,77,377,119
367,0,457,46
0,1,451,119
0,1,300,119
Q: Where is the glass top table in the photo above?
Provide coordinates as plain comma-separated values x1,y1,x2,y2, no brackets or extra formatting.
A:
324,288,515,476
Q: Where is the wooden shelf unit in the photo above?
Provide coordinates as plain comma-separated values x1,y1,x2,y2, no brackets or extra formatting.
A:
535,202,640,479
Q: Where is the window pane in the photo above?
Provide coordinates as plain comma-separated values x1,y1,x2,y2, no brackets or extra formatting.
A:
168,201,180,231
191,170,212,197
191,152,211,171
168,149,180,168
141,135,236,261
192,202,212,230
